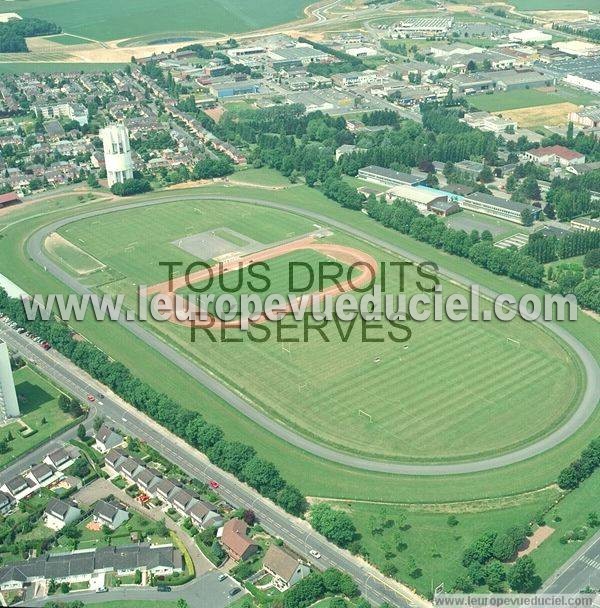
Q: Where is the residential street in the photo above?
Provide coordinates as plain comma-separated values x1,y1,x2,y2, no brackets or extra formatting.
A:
0,322,424,608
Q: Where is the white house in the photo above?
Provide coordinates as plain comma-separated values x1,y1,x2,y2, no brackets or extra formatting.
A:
92,500,129,530
263,545,310,591
94,424,124,453
43,499,81,531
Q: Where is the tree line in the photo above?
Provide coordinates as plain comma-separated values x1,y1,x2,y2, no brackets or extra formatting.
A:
0,289,307,517
0,18,61,53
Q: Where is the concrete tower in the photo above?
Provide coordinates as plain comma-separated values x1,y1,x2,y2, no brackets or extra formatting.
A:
0,341,19,424
100,123,134,187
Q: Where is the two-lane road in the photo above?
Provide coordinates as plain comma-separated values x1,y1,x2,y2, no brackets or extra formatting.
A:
0,324,424,608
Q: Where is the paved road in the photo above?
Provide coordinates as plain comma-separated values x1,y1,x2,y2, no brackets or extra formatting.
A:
0,325,423,608
542,528,600,595
26,570,244,607
26,193,600,476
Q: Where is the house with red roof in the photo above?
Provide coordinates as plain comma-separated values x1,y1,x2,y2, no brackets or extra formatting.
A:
524,145,585,167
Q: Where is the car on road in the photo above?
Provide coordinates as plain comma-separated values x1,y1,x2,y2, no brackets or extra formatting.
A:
87,394,95,402
42,342,51,350
309,550,321,559
209,480,219,489
229,588,241,596
157,585,171,592
95,587,108,593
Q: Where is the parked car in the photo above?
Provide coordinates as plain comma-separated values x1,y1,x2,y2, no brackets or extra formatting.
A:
229,588,241,596
157,585,171,592
95,587,108,593
218,574,228,582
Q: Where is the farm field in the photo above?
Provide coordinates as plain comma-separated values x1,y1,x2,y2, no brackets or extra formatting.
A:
11,0,313,42
2,181,599,506
41,34,94,46
51,196,583,464
0,366,75,470
512,0,600,9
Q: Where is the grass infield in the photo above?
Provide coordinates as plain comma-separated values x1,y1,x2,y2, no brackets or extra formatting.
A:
50,197,583,464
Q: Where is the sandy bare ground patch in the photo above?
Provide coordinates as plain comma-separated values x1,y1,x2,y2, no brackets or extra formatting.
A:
147,235,378,329
204,106,225,122
515,525,555,559
498,102,579,127
530,9,589,21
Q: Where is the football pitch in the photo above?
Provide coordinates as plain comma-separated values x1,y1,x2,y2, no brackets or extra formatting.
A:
50,197,584,464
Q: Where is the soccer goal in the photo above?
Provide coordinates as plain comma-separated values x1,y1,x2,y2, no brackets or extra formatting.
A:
358,409,373,423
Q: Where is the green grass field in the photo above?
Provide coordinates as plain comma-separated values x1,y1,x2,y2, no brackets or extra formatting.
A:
348,486,557,595
42,34,93,46
1,179,599,509
469,87,600,113
11,0,313,41
0,366,75,469
51,197,583,464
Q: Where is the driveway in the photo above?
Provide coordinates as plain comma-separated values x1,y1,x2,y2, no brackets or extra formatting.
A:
25,571,245,607
73,477,213,576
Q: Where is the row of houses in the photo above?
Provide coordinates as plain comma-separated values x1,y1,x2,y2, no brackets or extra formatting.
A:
0,446,78,509
0,544,182,593
101,441,223,531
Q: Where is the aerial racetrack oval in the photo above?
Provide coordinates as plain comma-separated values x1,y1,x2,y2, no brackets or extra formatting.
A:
26,192,600,475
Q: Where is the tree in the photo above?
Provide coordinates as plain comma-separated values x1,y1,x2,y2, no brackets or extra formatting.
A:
508,556,541,592
492,533,518,562
93,416,104,432
156,518,168,537
310,504,357,548
584,248,600,269
177,600,189,608
77,424,87,441
520,208,534,227
447,515,459,527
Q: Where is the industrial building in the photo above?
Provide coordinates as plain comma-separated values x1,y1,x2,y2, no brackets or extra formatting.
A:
0,340,19,425
461,192,539,224
568,106,600,128
100,123,134,187
208,79,263,98
390,17,454,39
508,29,552,44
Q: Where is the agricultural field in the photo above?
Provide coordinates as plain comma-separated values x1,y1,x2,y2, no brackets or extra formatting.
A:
10,0,313,42
48,196,583,464
41,34,94,46
0,366,75,469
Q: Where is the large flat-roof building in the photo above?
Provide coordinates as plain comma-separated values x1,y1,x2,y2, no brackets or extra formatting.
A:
390,17,454,39
461,192,539,224
385,184,448,213
0,340,19,424
358,165,425,188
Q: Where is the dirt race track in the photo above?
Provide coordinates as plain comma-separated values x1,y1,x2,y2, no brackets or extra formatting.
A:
146,235,378,328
